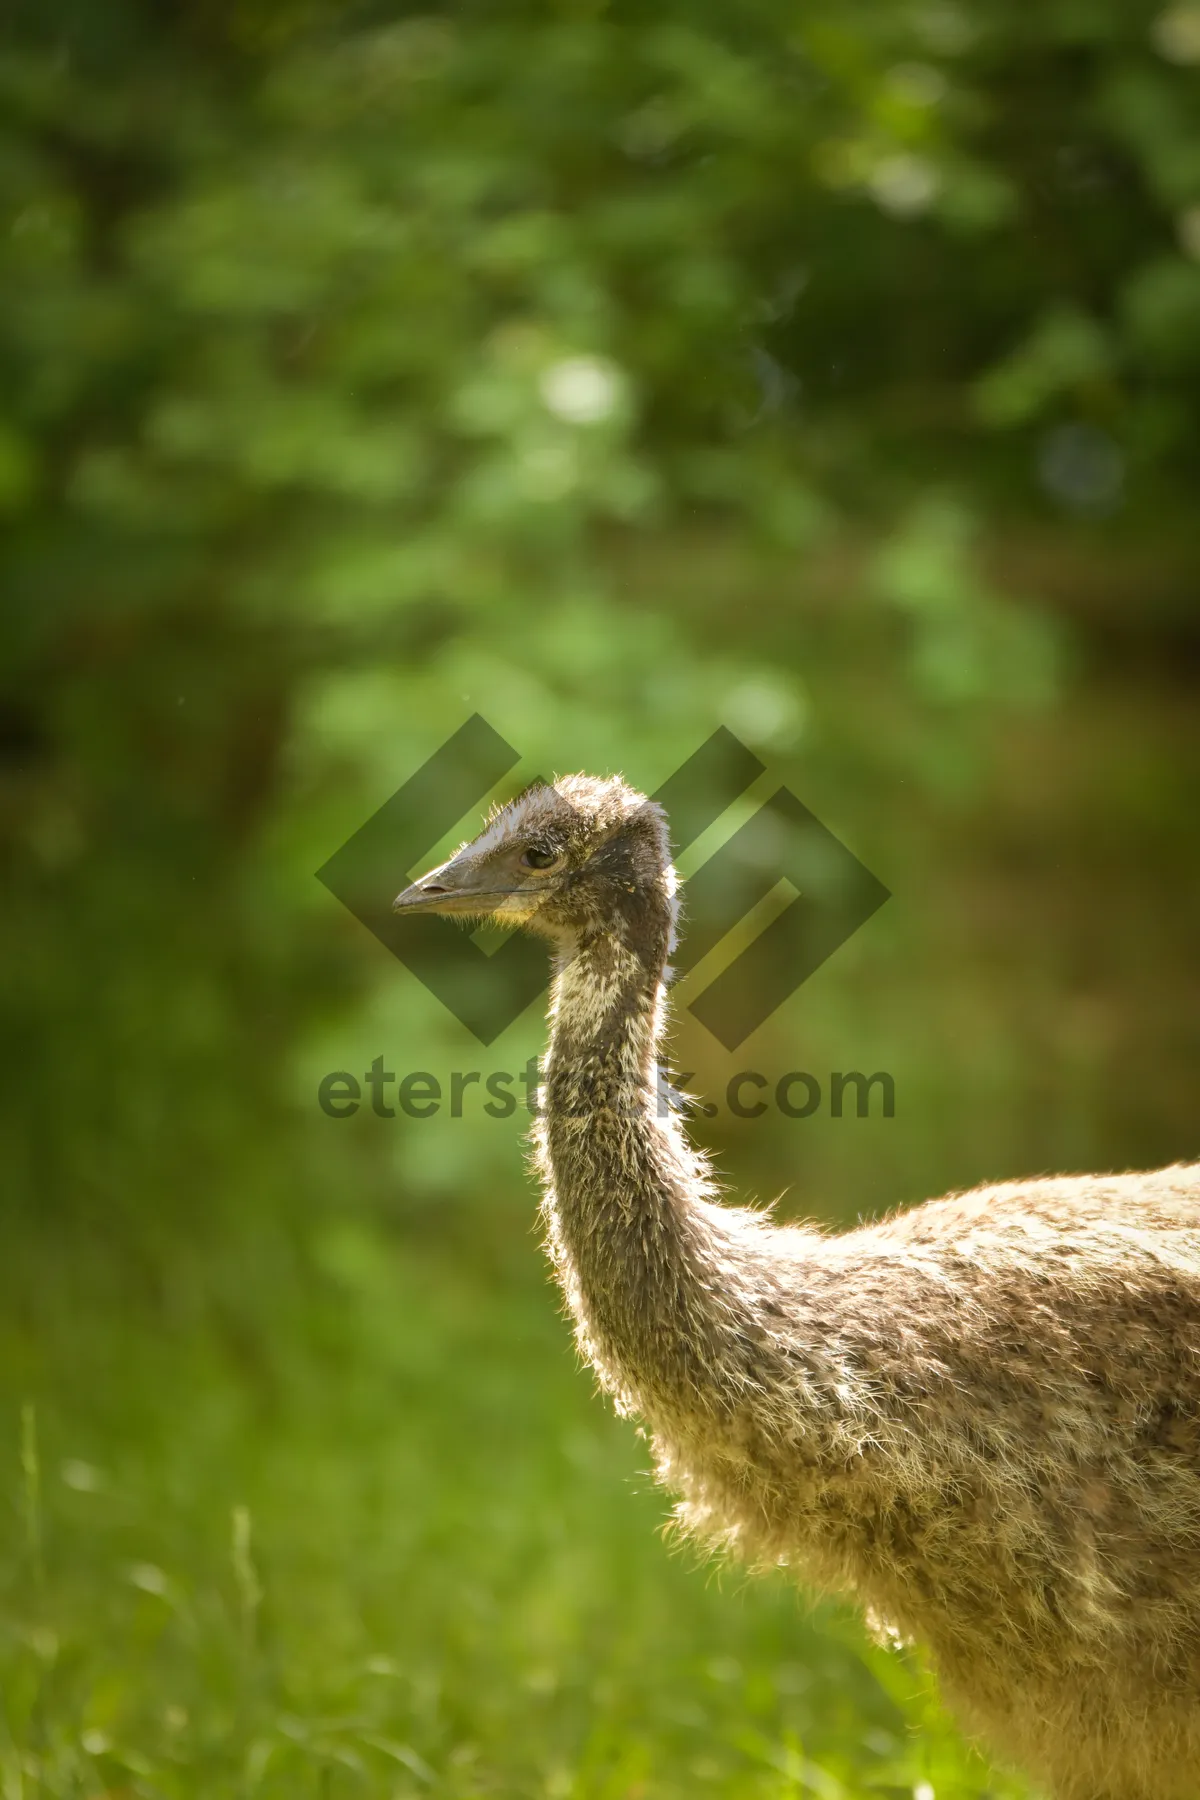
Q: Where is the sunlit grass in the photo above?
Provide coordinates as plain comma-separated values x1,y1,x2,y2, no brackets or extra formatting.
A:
1,1216,1034,1799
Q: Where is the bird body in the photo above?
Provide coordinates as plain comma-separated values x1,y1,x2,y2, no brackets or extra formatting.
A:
395,772,1200,1799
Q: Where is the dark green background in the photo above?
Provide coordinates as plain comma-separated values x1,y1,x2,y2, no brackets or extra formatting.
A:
3,0,1198,1792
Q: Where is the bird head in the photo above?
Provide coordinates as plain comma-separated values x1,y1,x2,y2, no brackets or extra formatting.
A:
393,773,675,946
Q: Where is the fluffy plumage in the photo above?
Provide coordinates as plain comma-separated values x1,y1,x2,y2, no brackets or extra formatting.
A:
396,772,1200,1800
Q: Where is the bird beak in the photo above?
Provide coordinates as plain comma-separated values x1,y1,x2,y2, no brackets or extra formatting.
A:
392,853,531,917
392,854,476,916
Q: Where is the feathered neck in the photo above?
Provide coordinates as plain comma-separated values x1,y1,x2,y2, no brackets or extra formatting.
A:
534,890,779,1428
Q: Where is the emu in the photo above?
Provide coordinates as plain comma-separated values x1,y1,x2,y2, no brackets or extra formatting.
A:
394,772,1200,1800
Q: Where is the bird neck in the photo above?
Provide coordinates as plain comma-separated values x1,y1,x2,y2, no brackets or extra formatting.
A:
536,905,770,1426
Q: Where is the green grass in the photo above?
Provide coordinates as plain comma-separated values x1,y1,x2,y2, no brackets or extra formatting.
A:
0,1213,1034,1800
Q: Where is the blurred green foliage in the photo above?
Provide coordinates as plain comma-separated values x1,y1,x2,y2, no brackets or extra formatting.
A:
2,0,1198,1792
5,0,1199,1230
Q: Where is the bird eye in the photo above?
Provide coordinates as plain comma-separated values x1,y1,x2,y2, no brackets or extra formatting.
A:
521,845,562,871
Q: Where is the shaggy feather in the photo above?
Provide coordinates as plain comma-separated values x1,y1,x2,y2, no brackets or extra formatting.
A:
411,772,1200,1800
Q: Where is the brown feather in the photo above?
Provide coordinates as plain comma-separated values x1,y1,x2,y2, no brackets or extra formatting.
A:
433,772,1200,1800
